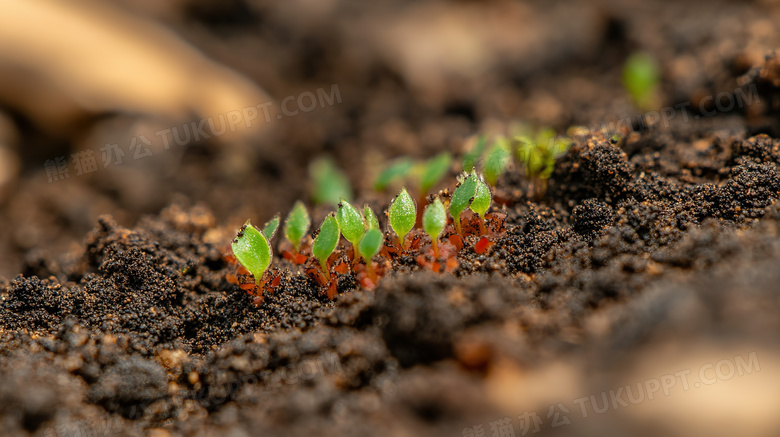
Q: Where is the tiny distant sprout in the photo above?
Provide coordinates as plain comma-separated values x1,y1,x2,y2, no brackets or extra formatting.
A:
358,228,383,282
374,158,414,191
470,178,492,235
231,220,273,285
415,152,452,224
483,137,512,186
336,199,366,262
462,135,486,172
284,201,310,252
515,127,573,199
422,197,446,258
364,204,380,230
623,52,660,111
262,215,280,241
312,213,340,281
310,157,353,206
449,172,478,235
388,188,416,248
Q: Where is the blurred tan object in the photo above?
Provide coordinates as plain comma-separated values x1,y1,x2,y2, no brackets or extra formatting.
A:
0,0,271,139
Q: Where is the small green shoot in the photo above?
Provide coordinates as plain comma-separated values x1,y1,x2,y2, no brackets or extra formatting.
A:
388,188,416,247
231,220,273,285
483,137,512,186
419,152,452,194
462,135,486,172
364,205,380,230
449,172,478,235
423,197,446,258
262,215,280,240
515,128,572,199
470,178,492,235
358,228,383,281
623,52,660,111
337,200,365,261
312,213,340,280
284,201,310,252
374,158,414,191
310,157,353,205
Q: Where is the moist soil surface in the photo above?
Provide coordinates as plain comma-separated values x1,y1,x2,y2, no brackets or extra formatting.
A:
2,1,780,436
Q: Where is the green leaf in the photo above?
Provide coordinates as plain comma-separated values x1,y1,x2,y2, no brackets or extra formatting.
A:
364,205,380,230
231,220,272,284
419,152,452,193
483,137,511,186
462,135,486,172
623,52,659,110
358,228,383,262
337,200,365,246
388,188,416,242
310,157,353,205
262,215,280,240
422,197,446,242
284,201,310,251
470,178,491,217
374,158,414,191
449,172,478,224
312,213,340,267
527,147,545,177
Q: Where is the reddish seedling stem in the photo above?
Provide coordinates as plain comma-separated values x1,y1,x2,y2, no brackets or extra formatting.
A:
366,261,378,283
431,238,440,259
319,260,331,281
479,218,487,236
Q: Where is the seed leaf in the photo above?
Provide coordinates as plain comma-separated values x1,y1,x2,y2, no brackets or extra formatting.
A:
358,228,383,262
423,197,446,242
420,152,452,193
470,178,491,217
284,201,310,251
388,188,416,242
364,205,380,230
310,157,352,205
336,200,365,246
463,135,486,172
312,213,340,267
375,158,414,191
449,172,478,224
483,137,511,186
231,220,272,284
262,215,280,240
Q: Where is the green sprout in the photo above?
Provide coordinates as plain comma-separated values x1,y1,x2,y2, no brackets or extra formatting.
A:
419,152,452,195
462,135,486,172
312,213,341,280
337,200,365,261
374,158,414,191
470,178,492,235
231,220,273,285
262,215,280,240
449,172,478,235
422,197,446,258
515,127,572,199
310,157,353,206
358,228,383,281
623,52,660,111
364,204,380,230
483,137,512,186
284,201,310,252
388,188,416,247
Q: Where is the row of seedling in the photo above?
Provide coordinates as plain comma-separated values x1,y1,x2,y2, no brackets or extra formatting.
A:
230,171,498,302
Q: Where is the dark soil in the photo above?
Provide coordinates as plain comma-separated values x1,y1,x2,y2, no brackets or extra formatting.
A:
2,1,780,436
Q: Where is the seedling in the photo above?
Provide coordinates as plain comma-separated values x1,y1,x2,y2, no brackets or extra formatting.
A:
374,158,414,191
262,215,280,240
312,213,340,280
422,197,446,258
462,135,486,172
284,201,310,252
515,127,572,199
358,228,383,282
231,220,273,285
336,200,365,261
470,178,492,235
310,157,353,205
482,137,512,186
364,204,380,230
388,188,416,247
450,172,479,235
623,52,660,111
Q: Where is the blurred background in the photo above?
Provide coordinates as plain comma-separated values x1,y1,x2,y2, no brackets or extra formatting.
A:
1,0,779,278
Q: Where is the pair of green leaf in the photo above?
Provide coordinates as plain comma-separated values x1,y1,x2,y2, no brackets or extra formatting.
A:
231,220,273,285
388,188,416,244
374,152,452,195
450,172,492,233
